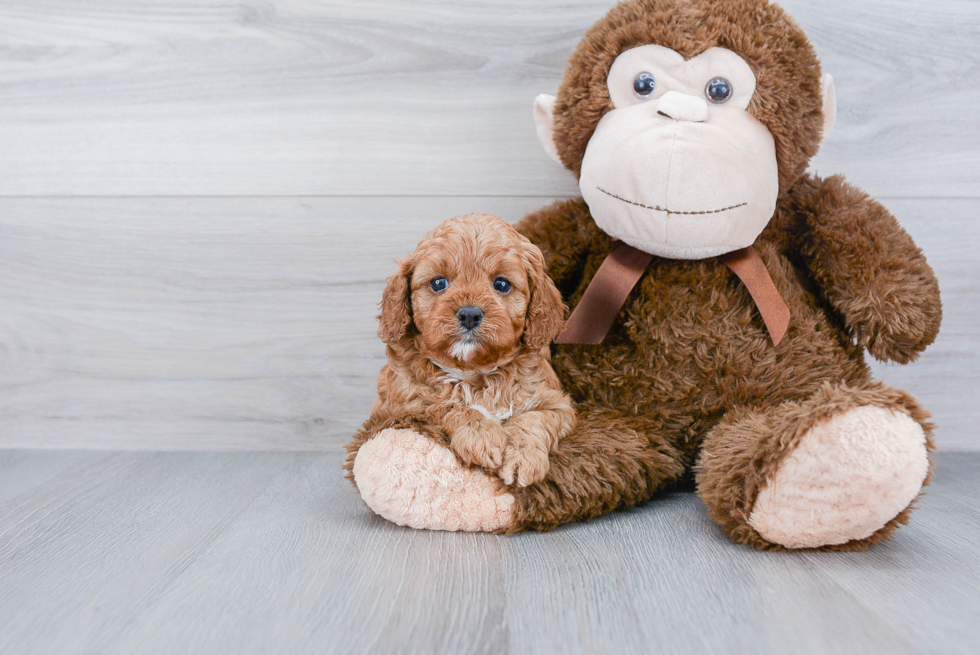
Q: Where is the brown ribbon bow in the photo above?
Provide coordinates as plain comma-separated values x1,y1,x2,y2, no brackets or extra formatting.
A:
556,242,790,346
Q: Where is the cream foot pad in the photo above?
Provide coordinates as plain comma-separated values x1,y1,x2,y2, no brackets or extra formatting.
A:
749,405,928,548
352,428,516,532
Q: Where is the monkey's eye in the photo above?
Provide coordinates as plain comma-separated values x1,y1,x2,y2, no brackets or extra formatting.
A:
633,72,656,98
705,77,733,104
492,277,512,294
430,277,448,292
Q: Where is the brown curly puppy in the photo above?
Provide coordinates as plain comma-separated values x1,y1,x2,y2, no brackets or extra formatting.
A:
345,214,574,530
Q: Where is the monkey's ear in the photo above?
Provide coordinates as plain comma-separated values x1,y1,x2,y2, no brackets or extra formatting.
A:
377,257,415,345
533,94,563,166
819,73,837,149
521,241,567,350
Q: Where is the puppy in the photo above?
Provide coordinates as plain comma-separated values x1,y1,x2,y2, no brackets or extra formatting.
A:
370,213,575,486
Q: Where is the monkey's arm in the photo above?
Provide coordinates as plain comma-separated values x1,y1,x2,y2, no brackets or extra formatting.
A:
790,174,942,364
514,197,597,294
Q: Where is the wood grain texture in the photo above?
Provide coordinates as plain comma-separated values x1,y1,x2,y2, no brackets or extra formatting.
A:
0,0,977,198
1,196,976,450
0,450,977,655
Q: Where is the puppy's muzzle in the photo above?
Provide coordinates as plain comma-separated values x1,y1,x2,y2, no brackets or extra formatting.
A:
456,306,484,331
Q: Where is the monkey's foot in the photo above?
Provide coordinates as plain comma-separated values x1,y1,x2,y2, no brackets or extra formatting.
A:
748,405,928,549
352,428,516,532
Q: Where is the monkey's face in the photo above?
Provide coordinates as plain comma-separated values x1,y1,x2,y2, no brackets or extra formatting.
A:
577,45,781,259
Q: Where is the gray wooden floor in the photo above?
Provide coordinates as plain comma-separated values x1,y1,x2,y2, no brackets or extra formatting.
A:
1,450,977,655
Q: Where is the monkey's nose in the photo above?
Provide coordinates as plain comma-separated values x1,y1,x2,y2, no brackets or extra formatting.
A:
456,306,484,330
656,91,708,122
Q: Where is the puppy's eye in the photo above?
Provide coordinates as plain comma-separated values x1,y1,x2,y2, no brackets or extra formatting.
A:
429,277,448,292
493,277,512,294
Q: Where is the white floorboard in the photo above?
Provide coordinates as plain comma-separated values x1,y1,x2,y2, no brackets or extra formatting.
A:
0,0,976,198
1,196,975,450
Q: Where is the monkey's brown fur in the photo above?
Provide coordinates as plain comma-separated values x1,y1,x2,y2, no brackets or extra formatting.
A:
506,0,941,549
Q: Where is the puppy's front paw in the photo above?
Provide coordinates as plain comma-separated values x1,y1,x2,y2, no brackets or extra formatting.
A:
500,441,550,487
450,421,507,470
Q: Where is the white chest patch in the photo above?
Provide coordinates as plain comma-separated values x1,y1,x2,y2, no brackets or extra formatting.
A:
431,360,498,383
467,403,515,423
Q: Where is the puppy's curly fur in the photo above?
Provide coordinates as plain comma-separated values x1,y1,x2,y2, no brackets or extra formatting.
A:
345,213,575,488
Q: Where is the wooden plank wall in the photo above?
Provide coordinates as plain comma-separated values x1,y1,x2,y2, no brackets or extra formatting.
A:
0,0,977,450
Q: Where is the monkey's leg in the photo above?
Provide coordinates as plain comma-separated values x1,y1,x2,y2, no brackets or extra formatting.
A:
695,381,934,551
350,427,515,532
510,407,686,532
349,409,685,533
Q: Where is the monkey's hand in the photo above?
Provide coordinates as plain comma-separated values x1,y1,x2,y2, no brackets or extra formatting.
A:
843,280,943,364
794,175,942,364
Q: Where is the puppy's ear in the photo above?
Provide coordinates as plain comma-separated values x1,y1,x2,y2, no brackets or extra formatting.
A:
377,256,415,345
521,241,566,350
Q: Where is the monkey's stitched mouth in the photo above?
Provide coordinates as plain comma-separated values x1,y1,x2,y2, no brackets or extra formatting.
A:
597,187,747,216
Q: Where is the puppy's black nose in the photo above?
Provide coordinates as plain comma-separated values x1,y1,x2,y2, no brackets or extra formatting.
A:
456,306,484,330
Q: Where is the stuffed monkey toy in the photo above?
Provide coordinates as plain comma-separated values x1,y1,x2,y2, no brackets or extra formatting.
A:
347,0,942,550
